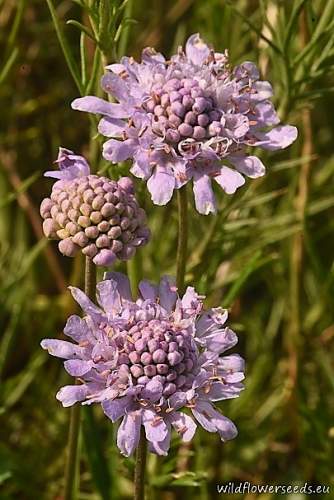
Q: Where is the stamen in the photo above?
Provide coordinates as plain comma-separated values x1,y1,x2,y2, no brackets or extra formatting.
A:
138,399,150,407
203,383,212,394
178,425,188,435
152,416,163,426
138,126,148,138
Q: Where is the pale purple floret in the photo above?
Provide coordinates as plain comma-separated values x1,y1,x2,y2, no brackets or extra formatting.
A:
72,33,297,214
41,273,245,456
45,147,91,181
40,148,150,266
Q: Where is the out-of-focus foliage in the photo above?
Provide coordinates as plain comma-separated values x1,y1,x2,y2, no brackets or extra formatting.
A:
0,0,334,499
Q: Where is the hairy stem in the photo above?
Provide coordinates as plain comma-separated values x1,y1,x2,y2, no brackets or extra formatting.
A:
176,185,188,293
64,257,96,500
134,428,147,500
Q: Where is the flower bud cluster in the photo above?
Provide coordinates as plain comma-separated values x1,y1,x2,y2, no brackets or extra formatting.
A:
113,318,198,397
145,77,221,144
40,174,150,266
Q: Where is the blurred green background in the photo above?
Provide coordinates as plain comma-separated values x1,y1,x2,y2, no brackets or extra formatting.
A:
1,0,334,499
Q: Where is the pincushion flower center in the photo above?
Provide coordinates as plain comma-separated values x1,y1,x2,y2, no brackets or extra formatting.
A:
143,77,222,146
114,319,198,397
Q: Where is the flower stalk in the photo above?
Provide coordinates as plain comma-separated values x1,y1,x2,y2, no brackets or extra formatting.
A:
63,257,96,500
63,385,81,500
127,242,146,498
127,251,142,299
134,428,147,500
176,185,188,293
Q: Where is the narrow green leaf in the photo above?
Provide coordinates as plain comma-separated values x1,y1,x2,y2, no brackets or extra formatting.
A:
312,28,334,70
316,348,334,392
224,251,269,307
80,31,87,87
67,19,97,43
0,471,12,486
0,171,40,209
309,0,334,42
82,407,111,500
85,47,102,94
284,0,309,51
297,87,334,100
118,0,133,56
7,0,26,50
225,0,284,56
0,48,19,86
0,304,22,382
271,155,317,172
45,0,83,93
243,188,287,208
294,2,334,67
3,354,46,408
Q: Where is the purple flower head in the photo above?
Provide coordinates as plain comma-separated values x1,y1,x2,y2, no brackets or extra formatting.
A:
41,273,245,456
72,33,297,214
40,148,150,265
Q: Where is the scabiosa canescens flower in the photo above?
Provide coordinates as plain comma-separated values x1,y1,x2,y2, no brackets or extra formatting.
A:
41,273,244,456
72,33,297,215
40,148,150,266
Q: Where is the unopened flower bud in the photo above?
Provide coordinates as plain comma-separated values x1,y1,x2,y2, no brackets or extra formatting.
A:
101,203,115,217
58,238,78,257
72,231,89,247
40,198,53,218
43,218,58,238
93,249,116,266
82,243,98,258
40,152,150,265
90,211,103,224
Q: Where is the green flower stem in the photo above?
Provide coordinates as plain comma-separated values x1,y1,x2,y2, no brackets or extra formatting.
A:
176,185,188,293
127,252,146,498
84,256,97,301
63,257,96,500
134,428,147,500
127,251,142,299
63,388,81,500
